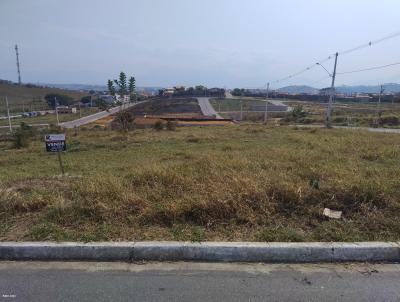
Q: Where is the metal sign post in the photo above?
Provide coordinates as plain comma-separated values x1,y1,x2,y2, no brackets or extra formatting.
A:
45,134,67,176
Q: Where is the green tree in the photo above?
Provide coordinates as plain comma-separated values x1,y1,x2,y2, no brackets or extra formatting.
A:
195,85,206,91
95,99,109,110
128,76,136,101
44,93,74,108
114,72,127,95
80,95,92,104
187,87,194,95
107,80,116,96
232,88,243,96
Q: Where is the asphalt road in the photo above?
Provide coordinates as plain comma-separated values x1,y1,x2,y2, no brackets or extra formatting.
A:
60,102,143,129
269,99,293,112
1,262,400,302
197,97,223,119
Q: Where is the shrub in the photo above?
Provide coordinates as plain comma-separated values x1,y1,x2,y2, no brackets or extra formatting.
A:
380,115,399,126
154,121,164,131
12,122,36,148
166,120,177,131
284,105,307,123
113,111,134,131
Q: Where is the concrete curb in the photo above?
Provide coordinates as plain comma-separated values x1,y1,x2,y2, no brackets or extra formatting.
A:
1,242,399,262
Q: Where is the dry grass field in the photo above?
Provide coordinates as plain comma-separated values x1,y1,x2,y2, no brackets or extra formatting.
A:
1,124,400,242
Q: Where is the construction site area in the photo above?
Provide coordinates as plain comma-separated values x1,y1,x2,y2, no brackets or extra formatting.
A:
93,97,235,129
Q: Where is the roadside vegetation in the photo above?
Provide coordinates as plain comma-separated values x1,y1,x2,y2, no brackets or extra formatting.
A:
1,124,400,242
0,107,99,129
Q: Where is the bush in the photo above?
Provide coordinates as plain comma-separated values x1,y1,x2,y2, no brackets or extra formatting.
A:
284,105,307,123
12,122,36,148
113,111,134,131
166,120,177,131
380,115,399,126
154,121,164,131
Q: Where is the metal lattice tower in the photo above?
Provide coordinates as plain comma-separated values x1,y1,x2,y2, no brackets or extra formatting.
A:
15,44,21,85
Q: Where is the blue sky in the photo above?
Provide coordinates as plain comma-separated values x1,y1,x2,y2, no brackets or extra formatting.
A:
1,0,400,88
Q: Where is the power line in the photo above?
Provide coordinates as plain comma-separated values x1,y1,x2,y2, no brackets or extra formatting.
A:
270,31,400,86
273,56,332,84
337,61,400,75
338,31,400,56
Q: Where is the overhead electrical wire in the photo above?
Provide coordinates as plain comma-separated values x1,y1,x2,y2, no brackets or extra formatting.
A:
337,61,400,75
270,31,400,86
338,31,400,56
272,56,332,84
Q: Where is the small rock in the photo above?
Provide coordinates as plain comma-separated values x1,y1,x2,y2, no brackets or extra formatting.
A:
323,208,342,219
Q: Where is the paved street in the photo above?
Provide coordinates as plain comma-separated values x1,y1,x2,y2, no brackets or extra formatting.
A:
197,97,223,119
1,262,400,302
60,102,144,129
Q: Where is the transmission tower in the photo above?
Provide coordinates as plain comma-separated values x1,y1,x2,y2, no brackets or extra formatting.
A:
15,44,21,85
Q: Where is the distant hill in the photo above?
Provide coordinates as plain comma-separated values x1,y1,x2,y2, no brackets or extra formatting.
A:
276,85,319,95
336,83,400,94
38,83,162,94
0,80,86,113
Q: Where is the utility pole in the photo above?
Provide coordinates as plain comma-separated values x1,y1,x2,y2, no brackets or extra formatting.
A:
240,99,243,121
55,97,60,126
264,82,270,123
326,52,338,128
376,84,384,124
56,107,60,126
15,45,22,85
5,96,12,132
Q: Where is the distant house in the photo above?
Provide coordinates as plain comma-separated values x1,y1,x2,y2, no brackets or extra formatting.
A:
57,106,77,114
163,88,175,96
115,94,130,102
99,95,116,104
